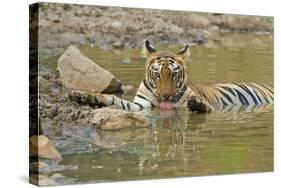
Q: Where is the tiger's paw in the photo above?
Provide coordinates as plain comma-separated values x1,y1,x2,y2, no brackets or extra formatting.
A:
69,90,105,108
187,96,214,113
69,90,92,104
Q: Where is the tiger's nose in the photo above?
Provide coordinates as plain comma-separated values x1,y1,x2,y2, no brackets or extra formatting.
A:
163,95,174,101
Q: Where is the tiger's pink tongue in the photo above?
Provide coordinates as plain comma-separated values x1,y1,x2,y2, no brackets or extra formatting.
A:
159,101,173,110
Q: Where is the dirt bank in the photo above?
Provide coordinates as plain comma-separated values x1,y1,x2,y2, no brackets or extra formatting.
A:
36,2,273,60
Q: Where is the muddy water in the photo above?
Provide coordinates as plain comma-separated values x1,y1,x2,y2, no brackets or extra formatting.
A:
40,33,273,185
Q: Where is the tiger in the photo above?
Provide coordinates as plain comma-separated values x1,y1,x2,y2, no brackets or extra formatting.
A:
70,40,274,113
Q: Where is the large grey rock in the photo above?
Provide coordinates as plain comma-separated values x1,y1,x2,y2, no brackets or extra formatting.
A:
57,45,122,93
92,108,151,130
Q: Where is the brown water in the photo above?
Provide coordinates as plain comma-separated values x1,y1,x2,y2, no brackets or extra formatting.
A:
40,33,273,185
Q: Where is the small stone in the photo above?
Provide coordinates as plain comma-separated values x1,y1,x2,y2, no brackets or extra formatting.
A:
138,159,145,167
68,165,79,170
91,165,104,169
111,21,122,29
112,40,123,48
50,173,65,180
122,57,131,64
117,168,122,173
38,174,57,186
170,25,184,34
29,135,62,161
152,164,158,169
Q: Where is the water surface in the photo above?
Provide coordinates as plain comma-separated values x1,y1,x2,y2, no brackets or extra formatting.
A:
40,33,273,185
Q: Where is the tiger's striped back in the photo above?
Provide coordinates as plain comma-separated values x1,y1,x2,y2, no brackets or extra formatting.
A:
188,82,273,109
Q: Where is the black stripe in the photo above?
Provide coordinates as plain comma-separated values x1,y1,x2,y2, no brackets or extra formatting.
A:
262,84,274,94
143,80,153,93
248,83,270,103
136,94,150,102
234,83,259,105
151,67,157,71
156,57,162,61
260,84,274,100
127,102,131,111
120,100,125,110
133,102,144,110
221,86,236,97
234,89,249,105
170,61,176,67
169,57,176,61
178,71,184,88
220,97,228,105
252,89,262,103
217,88,234,104
111,96,115,105
182,84,187,92
258,83,273,93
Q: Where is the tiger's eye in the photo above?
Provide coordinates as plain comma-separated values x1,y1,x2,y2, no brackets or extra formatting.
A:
172,72,178,77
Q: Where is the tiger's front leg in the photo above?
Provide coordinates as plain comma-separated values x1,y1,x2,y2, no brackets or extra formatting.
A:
187,95,214,113
69,90,146,111
69,90,112,108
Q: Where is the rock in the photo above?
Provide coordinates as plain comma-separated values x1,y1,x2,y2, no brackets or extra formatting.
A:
30,162,49,174
91,165,104,169
29,135,62,161
112,40,124,48
207,26,220,41
67,165,79,170
38,174,57,186
191,31,208,44
188,14,211,28
92,108,152,130
170,24,184,34
50,173,65,180
30,174,57,186
122,57,131,64
57,45,122,93
111,21,122,29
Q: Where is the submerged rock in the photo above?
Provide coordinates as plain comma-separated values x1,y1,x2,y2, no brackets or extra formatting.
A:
92,108,151,130
29,135,62,161
57,45,122,93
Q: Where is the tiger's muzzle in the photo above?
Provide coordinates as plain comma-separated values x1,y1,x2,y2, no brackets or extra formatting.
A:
156,66,177,103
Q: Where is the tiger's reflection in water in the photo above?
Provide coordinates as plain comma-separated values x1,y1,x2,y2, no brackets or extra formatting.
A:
144,109,207,157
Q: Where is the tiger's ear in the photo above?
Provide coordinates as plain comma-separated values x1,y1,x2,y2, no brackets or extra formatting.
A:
176,44,191,60
142,40,157,58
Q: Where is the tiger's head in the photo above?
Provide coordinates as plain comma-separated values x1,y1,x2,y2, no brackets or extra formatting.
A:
142,40,190,105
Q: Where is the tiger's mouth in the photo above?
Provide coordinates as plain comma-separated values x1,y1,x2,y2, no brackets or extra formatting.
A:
157,96,174,110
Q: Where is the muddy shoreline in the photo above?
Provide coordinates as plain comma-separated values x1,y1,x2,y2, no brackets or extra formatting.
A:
37,2,273,60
